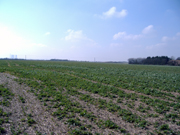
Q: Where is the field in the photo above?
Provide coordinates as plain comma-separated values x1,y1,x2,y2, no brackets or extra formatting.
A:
0,60,180,135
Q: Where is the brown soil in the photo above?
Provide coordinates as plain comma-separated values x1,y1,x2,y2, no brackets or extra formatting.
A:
6,61,11,67
69,95,151,135
75,88,180,133
0,73,68,135
1,72,179,135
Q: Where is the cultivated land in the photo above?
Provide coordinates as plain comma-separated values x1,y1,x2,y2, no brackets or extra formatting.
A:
0,60,180,135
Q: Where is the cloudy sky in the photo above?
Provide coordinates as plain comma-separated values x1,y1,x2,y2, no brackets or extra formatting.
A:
0,0,180,61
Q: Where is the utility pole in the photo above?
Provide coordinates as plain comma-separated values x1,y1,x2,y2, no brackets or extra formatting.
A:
25,55,26,60
94,57,95,62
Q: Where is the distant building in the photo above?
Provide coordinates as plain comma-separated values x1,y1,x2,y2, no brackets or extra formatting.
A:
11,55,14,59
10,54,17,59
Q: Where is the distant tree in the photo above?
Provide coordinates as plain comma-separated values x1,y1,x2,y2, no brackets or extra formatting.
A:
171,56,175,60
129,56,171,65
129,56,179,66
128,58,145,64
168,60,178,66
136,58,145,64
128,58,136,64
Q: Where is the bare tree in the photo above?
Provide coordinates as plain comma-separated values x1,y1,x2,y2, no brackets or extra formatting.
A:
171,56,175,60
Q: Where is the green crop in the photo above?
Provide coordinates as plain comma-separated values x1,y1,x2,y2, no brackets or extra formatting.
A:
0,60,179,134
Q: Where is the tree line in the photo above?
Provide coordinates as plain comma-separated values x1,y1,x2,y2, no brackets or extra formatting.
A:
128,56,180,66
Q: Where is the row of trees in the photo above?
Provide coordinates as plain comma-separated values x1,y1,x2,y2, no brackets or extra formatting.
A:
128,56,180,66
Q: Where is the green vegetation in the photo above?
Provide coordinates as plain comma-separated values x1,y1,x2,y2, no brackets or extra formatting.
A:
19,95,25,103
0,85,14,134
0,85,14,107
0,60,180,134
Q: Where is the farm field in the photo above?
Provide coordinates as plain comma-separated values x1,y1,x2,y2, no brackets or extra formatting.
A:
0,60,180,135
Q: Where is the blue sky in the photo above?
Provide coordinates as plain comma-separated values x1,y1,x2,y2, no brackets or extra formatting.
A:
0,0,180,61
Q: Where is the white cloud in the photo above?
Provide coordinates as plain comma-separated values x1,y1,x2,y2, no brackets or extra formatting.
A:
176,32,180,36
113,32,143,40
96,7,127,19
162,32,180,42
113,32,125,40
113,25,155,40
64,29,96,44
103,7,116,17
142,25,153,34
162,36,169,42
44,32,50,36
64,29,87,42
116,9,127,18
63,29,97,47
146,32,180,54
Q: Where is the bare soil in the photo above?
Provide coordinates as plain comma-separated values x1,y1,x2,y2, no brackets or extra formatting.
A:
0,72,179,135
0,73,68,135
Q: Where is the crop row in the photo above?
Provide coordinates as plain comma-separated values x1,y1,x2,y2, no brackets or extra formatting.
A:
0,60,180,134
15,78,128,134
20,60,180,94
13,70,180,134
2,66,180,117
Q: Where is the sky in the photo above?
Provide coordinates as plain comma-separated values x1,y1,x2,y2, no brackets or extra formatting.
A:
0,0,180,61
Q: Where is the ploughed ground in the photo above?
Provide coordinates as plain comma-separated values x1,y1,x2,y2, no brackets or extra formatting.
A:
0,72,180,135
0,73,68,135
